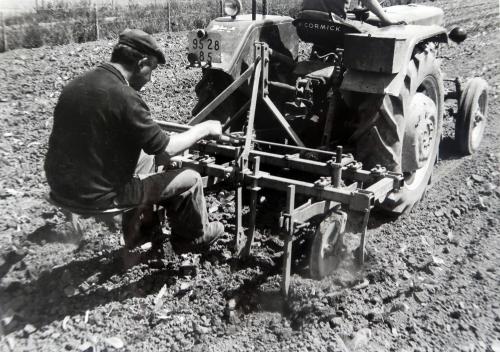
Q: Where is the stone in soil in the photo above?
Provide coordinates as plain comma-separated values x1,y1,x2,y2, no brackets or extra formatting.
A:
449,310,462,319
104,336,125,349
23,323,37,335
78,342,94,352
346,328,372,350
490,340,500,352
471,174,485,183
434,209,445,217
390,302,410,313
473,270,485,280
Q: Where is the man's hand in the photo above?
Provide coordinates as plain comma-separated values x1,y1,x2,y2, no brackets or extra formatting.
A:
382,19,407,26
361,0,407,27
164,119,223,157
201,120,222,138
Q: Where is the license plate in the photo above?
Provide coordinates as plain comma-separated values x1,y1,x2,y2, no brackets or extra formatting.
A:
188,32,222,63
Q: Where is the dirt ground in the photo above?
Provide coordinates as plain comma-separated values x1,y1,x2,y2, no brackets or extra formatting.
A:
0,0,499,351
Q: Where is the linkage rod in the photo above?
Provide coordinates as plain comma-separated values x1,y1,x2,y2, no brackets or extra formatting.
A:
188,59,258,125
241,56,263,162
157,119,341,157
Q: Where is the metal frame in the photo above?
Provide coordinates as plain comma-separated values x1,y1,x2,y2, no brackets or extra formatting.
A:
188,43,305,147
157,42,404,296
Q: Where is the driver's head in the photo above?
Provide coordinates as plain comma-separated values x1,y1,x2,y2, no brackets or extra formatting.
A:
111,29,165,91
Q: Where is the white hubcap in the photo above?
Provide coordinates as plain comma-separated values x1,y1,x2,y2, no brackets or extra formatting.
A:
406,93,438,190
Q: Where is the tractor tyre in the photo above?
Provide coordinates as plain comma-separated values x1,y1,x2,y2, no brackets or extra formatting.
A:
357,44,444,214
310,210,347,279
192,69,247,130
455,77,488,155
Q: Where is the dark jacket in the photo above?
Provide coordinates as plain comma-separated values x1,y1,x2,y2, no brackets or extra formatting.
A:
45,63,169,209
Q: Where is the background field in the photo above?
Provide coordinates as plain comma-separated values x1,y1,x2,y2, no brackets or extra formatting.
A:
0,0,421,52
0,0,303,52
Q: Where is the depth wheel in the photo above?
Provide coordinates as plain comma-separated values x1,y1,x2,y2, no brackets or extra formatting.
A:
309,210,347,280
455,77,488,155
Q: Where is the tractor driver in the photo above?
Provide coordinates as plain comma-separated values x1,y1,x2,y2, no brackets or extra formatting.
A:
45,29,225,251
301,0,406,26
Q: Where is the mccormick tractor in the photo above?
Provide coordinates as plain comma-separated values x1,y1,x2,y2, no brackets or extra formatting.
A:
157,0,489,294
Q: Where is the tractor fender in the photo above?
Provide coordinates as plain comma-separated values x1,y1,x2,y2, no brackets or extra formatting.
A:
203,15,299,79
340,24,447,96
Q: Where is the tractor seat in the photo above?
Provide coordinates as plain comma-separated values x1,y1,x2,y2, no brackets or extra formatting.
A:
47,192,136,235
293,10,368,50
47,192,134,216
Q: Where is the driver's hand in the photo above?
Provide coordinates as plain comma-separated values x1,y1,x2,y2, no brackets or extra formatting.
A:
383,19,407,26
203,120,222,138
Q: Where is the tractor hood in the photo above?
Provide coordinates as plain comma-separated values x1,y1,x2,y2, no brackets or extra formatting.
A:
202,15,299,77
365,5,444,27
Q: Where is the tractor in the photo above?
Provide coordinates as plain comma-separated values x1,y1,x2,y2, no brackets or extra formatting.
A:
157,0,489,295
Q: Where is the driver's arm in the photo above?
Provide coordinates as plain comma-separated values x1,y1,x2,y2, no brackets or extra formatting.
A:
360,0,405,25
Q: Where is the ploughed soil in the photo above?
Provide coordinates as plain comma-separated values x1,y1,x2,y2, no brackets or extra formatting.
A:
0,0,498,351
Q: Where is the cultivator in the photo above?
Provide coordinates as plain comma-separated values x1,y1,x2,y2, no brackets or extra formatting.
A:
156,41,403,295
155,0,489,295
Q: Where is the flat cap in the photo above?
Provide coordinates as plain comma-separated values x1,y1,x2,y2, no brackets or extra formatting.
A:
118,29,166,64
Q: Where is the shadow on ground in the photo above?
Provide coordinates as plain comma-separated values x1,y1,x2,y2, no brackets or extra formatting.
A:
0,233,178,334
439,136,463,161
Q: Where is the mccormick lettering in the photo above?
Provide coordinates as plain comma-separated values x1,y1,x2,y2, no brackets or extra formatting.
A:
301,22,341,32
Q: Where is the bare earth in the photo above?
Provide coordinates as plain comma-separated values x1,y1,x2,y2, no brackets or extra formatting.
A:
0,0,499,351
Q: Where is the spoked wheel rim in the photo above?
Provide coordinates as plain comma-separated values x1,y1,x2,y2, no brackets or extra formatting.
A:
404,75,440,191
469,90,487,151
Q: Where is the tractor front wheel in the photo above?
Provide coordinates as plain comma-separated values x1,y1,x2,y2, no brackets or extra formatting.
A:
455,77,489,155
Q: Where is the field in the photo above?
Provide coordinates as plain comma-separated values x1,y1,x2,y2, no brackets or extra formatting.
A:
0,0,499,351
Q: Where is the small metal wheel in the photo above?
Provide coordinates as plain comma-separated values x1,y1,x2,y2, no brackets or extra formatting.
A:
309,210,347,279
455,77,489,155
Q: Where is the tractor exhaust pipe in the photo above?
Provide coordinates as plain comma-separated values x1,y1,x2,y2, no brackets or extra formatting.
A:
252,0,267,20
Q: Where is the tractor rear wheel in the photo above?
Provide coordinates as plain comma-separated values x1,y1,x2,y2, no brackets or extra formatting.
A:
358,44,444,214
309,210,347,279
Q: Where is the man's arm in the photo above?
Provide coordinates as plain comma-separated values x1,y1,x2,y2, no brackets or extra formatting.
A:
164,120,222,156
361,0,406,25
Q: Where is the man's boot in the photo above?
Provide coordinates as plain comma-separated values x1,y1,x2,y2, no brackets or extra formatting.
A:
171,221,224,252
